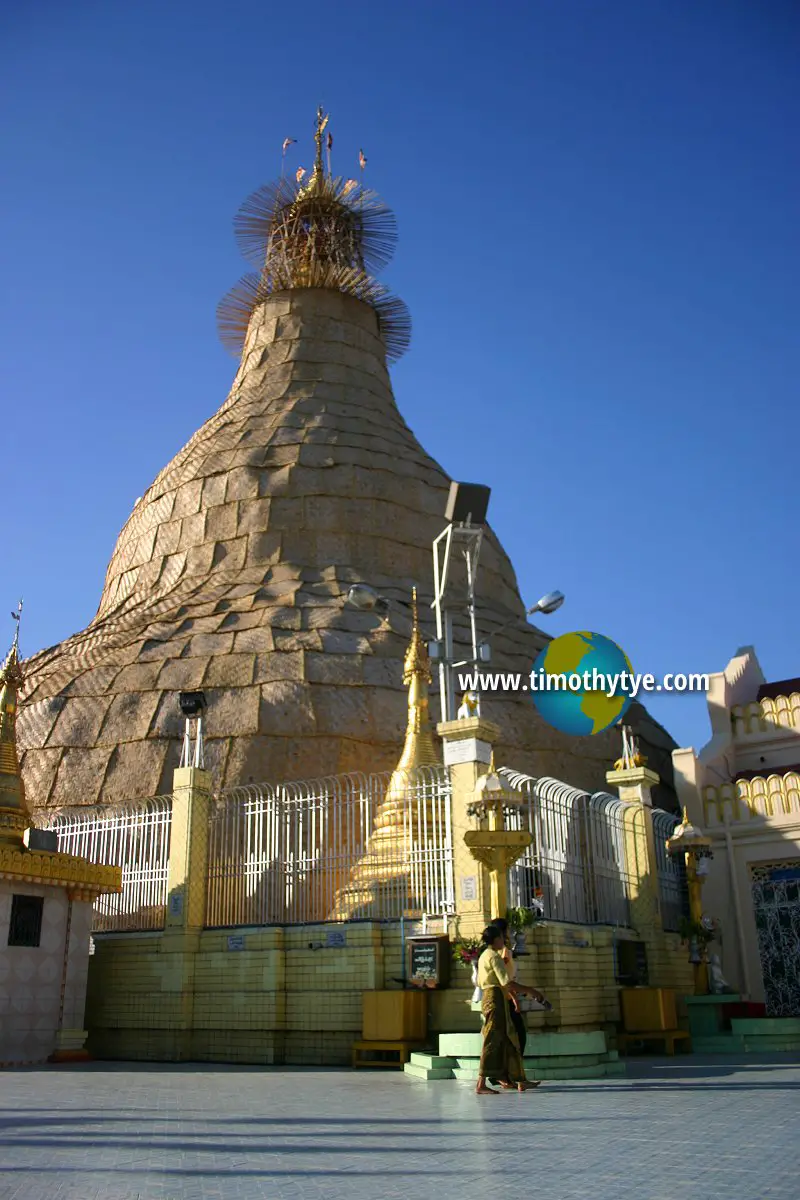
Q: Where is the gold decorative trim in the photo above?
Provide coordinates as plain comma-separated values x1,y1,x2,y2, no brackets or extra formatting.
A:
0,846,122,894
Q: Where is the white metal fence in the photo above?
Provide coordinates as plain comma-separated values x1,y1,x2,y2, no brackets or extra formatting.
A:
500,769,635,927
652,808,687,932
40,796,172,932
205,766,454,927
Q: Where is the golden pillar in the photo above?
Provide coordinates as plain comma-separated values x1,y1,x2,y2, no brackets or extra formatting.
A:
463,759,532,922
437,714,532,936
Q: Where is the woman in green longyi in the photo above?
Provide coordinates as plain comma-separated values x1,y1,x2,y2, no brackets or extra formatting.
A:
475,924,544,1095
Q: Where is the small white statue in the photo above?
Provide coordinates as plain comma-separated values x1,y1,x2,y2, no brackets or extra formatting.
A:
458,691,480,719
707,953,735,995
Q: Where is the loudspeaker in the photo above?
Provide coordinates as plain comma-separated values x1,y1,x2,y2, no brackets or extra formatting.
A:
444,482,491,525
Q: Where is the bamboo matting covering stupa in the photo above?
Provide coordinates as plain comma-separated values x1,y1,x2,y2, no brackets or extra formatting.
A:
18,110,678,811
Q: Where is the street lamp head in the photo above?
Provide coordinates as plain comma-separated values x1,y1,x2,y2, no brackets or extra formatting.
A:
529,590,565,616
346,584,388,613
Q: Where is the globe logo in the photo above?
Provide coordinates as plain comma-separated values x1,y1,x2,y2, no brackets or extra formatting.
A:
531,632,634,736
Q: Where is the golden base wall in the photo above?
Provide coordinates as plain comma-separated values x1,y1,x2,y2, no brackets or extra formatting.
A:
85,920,695,1064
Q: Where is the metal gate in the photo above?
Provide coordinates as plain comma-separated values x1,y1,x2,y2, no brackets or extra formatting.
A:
751,862,800,1017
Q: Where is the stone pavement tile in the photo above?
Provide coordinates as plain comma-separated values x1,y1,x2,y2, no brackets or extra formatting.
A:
0,1058,797,1199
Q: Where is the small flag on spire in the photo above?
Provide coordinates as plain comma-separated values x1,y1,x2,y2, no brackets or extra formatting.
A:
296,167,306,183
326,132,333,151
358,149,367,170
282,137,297,153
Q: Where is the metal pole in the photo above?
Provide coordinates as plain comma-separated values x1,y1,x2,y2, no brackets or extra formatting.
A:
444,608,455,721
464,533,481,714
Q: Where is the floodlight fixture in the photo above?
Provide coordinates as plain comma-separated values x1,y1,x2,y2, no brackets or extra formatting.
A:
178,691,207,769
444,481,491,526
179,691,207,718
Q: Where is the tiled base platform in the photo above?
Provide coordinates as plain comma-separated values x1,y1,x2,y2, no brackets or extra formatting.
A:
404,1030,626,1081
692,1017,800,1055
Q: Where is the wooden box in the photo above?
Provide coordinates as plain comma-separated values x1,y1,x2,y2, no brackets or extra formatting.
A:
620,987,677,1032
362,990,427,1042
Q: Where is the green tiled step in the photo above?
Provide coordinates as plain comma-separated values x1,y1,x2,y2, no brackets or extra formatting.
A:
452,1063,618,1081
404,1063,456,1080
456,1053,608,1069
692,1035,746,1054
409,1053,455,1069
742,1036,800,1051
403,1053,457,1080
731,1018,800,1037
439,1030,608,1058
605,1061,627,1076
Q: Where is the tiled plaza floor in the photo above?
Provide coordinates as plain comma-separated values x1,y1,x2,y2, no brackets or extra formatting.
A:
0,1056,797,1200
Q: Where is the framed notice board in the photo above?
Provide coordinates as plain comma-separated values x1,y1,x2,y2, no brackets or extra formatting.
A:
407,936,451,990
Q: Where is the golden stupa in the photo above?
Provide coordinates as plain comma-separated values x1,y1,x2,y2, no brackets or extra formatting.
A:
18,110,677,811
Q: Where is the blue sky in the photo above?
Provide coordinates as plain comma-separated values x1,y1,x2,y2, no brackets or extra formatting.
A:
2,0,798,751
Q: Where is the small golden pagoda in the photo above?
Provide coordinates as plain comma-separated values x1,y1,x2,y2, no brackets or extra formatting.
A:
0,621,30,847
0,612,122,1065
329,589,442,919
0,615,121,898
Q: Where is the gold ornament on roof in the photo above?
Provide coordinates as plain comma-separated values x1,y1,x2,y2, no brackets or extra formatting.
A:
0,601,30,841
614,724,648,771
217,106,411,363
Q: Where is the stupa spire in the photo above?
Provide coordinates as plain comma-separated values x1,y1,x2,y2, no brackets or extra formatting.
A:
327,590,441,920
394,588,439,772
217,107,410,363
0,603,30,843
309,105,329,191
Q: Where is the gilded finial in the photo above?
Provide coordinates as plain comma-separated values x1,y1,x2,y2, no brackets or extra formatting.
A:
394,587,439,772
10,598,22,656
0,603,29,839
310,105,330,188
403,586,430,686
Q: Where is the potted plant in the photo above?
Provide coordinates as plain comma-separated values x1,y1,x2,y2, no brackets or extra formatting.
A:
451,937,483,1004
506,901,543,955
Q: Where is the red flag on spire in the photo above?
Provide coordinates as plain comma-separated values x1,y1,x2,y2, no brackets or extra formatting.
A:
358,149,367,170
296,167,306,183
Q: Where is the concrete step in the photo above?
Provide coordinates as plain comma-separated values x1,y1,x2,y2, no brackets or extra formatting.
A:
403,1063,455,1081
409,1053,457,1069
453,1053,610,1070
451,1062,620,1081
742,1036,800,1052
692,1035,746,1054
732,1018,800,1036
439,1030,608,1058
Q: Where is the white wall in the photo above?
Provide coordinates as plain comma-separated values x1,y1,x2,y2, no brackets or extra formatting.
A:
0,881,92,1065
